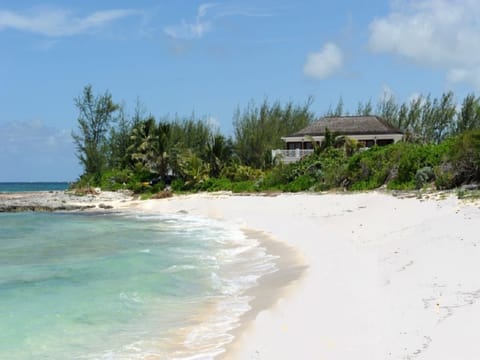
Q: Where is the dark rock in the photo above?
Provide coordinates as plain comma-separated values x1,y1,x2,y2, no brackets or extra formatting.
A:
98,203,114,209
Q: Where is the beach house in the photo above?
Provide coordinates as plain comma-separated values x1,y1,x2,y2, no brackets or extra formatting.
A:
272,115,404,163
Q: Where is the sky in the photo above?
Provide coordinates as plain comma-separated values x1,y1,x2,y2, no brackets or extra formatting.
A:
1,0,479,181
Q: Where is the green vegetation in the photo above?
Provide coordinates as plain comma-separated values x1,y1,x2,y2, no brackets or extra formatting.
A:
233,98,314,168
71,86,480,195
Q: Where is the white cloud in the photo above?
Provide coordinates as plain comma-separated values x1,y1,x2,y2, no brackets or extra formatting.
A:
369,0,480,88
0,121,80,181
0,7,138,37
164,20,211,40
0,121,73,153
303,42,344,80
164,3,215,40
164,3,272,40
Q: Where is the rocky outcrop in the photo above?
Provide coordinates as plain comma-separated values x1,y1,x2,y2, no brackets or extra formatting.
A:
0,191,133,213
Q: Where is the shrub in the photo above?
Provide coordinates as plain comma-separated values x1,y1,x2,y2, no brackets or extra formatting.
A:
171,179,186,192
345,142,448,190
261,163,298,189
434,163,456,189
447,129,480,185
231,180,257,193
195,178,233,192
414,166,434,189
315,148,347,189
283,174,316,192
100,169,132,191
221,164,264,182
346,146,391,189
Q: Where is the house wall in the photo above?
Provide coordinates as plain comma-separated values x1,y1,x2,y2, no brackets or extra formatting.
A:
282,133,403,149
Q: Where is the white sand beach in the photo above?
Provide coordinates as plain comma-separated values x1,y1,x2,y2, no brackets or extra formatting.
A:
132,191,480,359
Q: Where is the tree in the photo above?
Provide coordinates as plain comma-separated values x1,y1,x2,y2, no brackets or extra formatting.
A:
203,134,233,177
356,99,373,116
108,104,132,169
456,93,480,133
377,94,399,127
169,114,213,155
325,96,345,117
177,149,210,189
233,98,314,168
72,85,119,182
430,91,456,143
130,117,171,178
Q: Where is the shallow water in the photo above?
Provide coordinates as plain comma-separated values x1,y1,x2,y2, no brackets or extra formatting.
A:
0,182,70,193
0,212,277,359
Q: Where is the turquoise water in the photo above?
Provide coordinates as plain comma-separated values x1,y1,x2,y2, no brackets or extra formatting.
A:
0,212,276,359
0,182,70,193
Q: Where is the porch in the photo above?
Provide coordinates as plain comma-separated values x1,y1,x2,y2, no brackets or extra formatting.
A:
271,149,315,164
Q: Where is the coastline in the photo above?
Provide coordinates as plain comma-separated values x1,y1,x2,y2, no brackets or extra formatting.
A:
135,191,480,359
4,190,480,358
218,229,307,359
0,190,133,212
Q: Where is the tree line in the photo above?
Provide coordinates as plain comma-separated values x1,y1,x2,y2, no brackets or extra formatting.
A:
72,85,314,191
329,91,480,144
72,85,480,193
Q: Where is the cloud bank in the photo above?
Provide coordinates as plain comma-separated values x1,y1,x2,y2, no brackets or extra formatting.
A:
0,121,80,181
303,42,344,80
369,0,480,88
0,7,138,37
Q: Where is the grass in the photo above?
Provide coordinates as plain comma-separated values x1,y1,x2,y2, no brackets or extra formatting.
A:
457,189,480,201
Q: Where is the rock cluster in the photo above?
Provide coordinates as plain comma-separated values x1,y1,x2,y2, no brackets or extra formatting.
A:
0,191,133,213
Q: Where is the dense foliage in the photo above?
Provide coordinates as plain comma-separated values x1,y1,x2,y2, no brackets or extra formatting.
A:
233,98,314,168
72,86,480,194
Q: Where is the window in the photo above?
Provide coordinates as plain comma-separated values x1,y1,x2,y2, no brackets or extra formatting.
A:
365,139,375,147
377,139,394,146
287,142,302,150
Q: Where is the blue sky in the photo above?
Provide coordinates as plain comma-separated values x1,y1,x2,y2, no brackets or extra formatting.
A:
1,0,479,181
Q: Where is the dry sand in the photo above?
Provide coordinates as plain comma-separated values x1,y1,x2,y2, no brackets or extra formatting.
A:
133,191,480,359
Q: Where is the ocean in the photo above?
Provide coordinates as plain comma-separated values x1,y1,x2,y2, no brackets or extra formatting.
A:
0,182,70,193
0,211,277,359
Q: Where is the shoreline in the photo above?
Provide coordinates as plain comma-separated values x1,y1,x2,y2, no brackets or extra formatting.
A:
0,190,134,212
218,229,307,359
0,190,307,358
3,190,480,358
135,191,480,359
128,197,309,359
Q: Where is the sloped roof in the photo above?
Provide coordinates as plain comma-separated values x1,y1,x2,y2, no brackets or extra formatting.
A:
286,115,403,137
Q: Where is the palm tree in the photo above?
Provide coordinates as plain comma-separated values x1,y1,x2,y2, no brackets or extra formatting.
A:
177,150,210,189
203,134,233,177
129,118,171,178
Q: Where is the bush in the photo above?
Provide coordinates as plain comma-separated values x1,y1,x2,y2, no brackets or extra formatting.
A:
434,163,456,189
345,142,448,190
171,179,186,192
261,163,297,189
195,178,233,192
346,146,391,190
315,148,347,189
447,129,480,186
414,166,434,189
282,174,316,192
221,164,264,182
231,180,258,193
100,169,132,191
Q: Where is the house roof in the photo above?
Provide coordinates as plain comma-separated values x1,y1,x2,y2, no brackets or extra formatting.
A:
285,115,403,137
